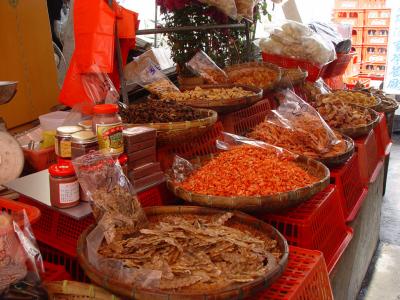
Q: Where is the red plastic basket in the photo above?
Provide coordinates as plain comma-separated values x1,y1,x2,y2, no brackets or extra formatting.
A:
157,122,224,170
258,185,352,274
323,52,355,79
0,197,41,227
330,153,368,222
354,129,383,185
220,99,271,136
352,27,364,45
363,27,389,45
255,246,333,300
344,77,371,90
42,261,72,282
38,241,88,282
362,45,387,64
365,8,391,26
23,146,57,171
262,52,327,82
374,113,392,157
137,182,177,207
333,9,365,26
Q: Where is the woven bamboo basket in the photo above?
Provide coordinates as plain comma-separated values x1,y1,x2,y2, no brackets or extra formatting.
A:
44,281,121,299
77,206,289,300
317,135,355,167
171,84,264,114
334,106,380,139
125,109,218,145
278,68,308,88
166,154,330,213
332,89,382,110
224,62,282,94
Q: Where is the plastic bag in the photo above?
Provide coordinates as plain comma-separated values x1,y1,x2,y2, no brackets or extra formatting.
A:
198,0,238,20
259,21,337,67
133,57,180,97
308,22,352,54
72,151,148,243
0,210,46,296
248,90,339,156
235,0,259,21
299,78,332,104
186,50,228,84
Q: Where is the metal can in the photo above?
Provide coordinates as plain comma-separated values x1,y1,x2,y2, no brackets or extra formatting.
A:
55,126,83,159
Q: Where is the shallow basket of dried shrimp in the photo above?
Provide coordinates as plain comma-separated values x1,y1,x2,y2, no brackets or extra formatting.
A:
77,206,289,300
318,134,355,167
167,147,330,212
161,84,263,114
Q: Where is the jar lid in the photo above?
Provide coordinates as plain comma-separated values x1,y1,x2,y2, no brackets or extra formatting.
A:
78,119,93,130
118,153,128,165
56,126,83,136
49,163,76,177
71,131,97,144
93,104,118,115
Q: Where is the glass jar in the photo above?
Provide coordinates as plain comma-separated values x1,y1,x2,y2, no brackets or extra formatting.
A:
78,119,93,131
55,126,83,159
49,164,80,208
71,131,98,160
92,104,124,156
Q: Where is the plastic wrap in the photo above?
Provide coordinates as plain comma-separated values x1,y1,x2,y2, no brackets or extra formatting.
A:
186,50,228,84
308,22,352,54
198,0,238,20
0,211,45,296
259,21,337,67
131,57,180,97
72,151,148,243
248,90,339,156
300,78,332,104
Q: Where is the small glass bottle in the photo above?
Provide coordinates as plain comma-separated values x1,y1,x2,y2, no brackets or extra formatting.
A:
92,104,124,156
49,164,80,209
71,131,98,160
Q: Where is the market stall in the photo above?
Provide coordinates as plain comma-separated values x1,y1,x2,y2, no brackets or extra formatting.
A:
0,0,397,299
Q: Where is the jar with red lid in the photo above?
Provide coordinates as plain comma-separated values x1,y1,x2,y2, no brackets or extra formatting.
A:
118,153,128,176
49,164,80,208
92,104,124,156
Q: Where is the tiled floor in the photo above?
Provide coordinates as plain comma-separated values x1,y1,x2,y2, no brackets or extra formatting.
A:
358,132,400,300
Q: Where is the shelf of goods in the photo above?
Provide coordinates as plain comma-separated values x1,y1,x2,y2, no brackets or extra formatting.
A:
334,0,387,9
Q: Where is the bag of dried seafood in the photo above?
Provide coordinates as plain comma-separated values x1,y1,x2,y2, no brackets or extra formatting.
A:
186,50,228,84
72,151,148,243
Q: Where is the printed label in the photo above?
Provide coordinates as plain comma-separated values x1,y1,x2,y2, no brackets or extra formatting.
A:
55,138,71,158
96,123,124,155
59,181,80,203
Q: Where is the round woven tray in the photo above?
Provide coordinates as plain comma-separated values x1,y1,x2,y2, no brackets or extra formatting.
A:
224,62,282,94
125,109,218,145
44,281,121,299
166,154,330,213
376,96,399,114
317,135,355,168
77,206,289,300
334,106,380,139
332,89,382,110
278,68,308,88
173,84,263,114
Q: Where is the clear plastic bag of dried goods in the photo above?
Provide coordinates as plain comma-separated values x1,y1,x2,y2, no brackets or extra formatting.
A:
198,0,238,20
186,50,228,84
298,78,332,105
0,210,47,298
72,151,148,243
130,57,180,98
248,89,340,157
259,20,337,67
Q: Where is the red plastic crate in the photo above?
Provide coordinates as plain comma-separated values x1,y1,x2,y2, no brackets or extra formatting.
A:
137,182,177,207
330,153,368,222
324,76,347,90
258,185,353,274
360,0,386,8
220,99,271,136
354,129,383,185
38,242,88,282
374,113,392,157
157,122,224,170
255,246,333,300
363,27,389,45
42,261,72,282
262,52,327,82
324,52,355,79
344,77,371,89
333,9,365,26
0,197,41,227
352,27,364,45
365,8,391,26
334,0,359,8
361,63,386,76
362,45,387,64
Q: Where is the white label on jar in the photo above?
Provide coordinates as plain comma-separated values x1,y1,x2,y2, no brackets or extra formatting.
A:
59,181,80,203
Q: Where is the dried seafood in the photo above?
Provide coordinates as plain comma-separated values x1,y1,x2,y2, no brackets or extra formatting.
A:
161,87,257,103
226,66,279,89
179,145,318,197
91,186,148,242
321,90,378,108
122,99,205,124
98,212,281,290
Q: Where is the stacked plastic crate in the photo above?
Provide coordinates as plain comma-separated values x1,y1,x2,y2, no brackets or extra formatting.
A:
333,0,390,84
